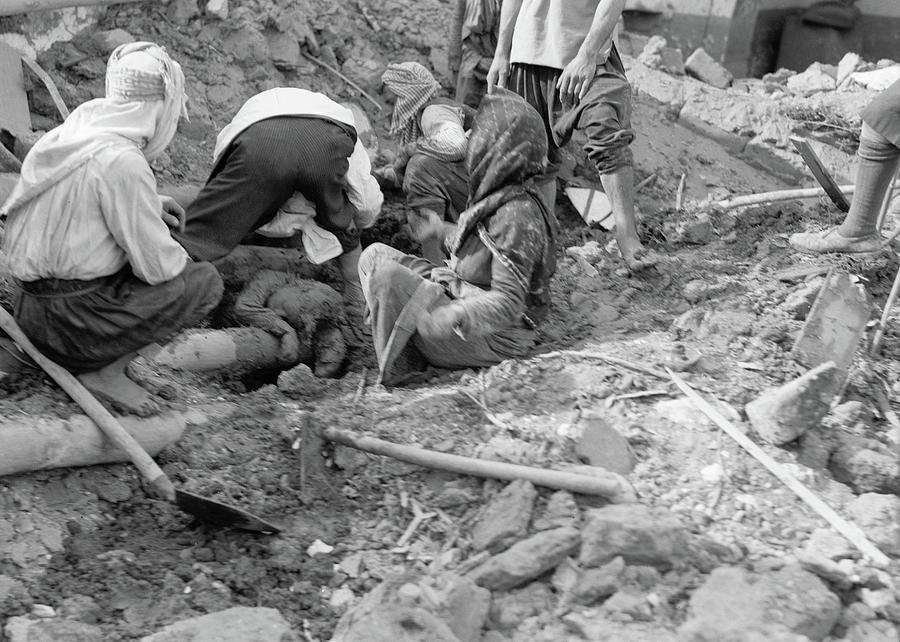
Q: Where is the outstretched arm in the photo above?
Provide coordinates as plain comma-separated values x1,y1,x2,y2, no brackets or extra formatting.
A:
557,0,625,103
485,0,525,92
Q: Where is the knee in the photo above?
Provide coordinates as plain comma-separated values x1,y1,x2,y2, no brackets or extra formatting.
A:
587,129,635,174
358,243,394,282
184,261,224,308
859,123,900,162
367,260,408,299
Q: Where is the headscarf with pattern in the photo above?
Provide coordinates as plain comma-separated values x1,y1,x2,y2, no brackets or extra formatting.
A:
381,61,441,146
1,42,187,219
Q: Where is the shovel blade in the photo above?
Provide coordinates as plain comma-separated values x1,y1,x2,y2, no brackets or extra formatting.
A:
175,489,282,534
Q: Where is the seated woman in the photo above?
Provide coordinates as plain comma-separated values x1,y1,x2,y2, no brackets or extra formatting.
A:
790,78,900,254
379,62,475,264
1,43,222,415
358,89,558,384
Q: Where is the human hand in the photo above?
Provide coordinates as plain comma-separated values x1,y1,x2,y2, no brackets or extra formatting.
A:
556,51,597,104
278,329,301,364
159,195,185,232
486,53,510,93
417,303,468,341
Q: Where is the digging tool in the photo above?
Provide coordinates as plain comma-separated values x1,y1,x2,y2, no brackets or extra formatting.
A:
376,280,444,385
0,307,281,534
869,260,900,355
321,426,637,503
876,164,900,232
790,136,851,212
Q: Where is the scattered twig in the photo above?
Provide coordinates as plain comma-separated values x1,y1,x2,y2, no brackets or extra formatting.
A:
357,0,381,32
603,388,670,408
461,389,515,431
675,173,686,210
873,380,900,432
668,368,891,567
798,120,857,135
395,498,436,548
299,51,382,112
635,173,657,193
351,368,367,409
870,262,900,355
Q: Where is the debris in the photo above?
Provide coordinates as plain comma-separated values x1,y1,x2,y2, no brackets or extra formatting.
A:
573,417,635,474
684,47,733,89
668,369,891,567
307,539,334,556
138,606,293,642
471,479,536,553
849,65,900,91
787,62,837,96
870,262,900,355
0,141,22,173
299,51,382,112
205,0,229,20
791,271,868,373
675,172,686,209
4,617,105,641
489,582,554,630
781,276,824,320
774,263,831,283
322,426,636,502
836,52,862,86
533,490,579,531
603,388,670,407
395,498,436,549
564,186,613,229
790,136,850,212
744,361,842,445
712,181,900,210
20,54,69,120
579,504,688,570
466,527,581,591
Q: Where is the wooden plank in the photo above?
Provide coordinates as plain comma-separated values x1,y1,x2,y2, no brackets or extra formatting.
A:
0,42,31,137
790,136,851,213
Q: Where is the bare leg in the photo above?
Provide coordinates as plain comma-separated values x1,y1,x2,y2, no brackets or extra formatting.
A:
77,352,160,416
600,165,656,272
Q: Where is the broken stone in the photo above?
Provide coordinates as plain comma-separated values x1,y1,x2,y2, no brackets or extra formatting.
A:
844,620,900,642
166,0,200,25
782,277,824,320
467,527,581,591
671,214,714,245
140,606,295,641
579,504,688,570
837,52,863,86
533,490,579,531
804,527,859,561
330,571,489,642
797,550,857,589
684,48,733,89
4,617,105,642
573,417,635,474
626,61,687,111
471,479,536,553
562,611,679,641
679,565,841,641
329,587,356,613
90,29,135,54
860,589,899,618
682,279,714,303
787,62,838,95
831,439,900,494
744,361,842,445
267,31,301,70
565,556,626,607
206,0,228,19
636,35,684,75
277,363,327,397
847,493,900,557
488,582,554,631
601,589,654,622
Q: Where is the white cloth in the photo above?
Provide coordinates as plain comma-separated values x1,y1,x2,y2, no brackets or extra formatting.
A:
1,42,189,284
509,0,615,71
416,103,468,162
3,146,188,284
214,87,383,231
255,192,343,264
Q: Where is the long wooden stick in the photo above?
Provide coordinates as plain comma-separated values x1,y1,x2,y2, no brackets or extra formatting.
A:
667,369,890,567
713,181,900,211
299,51,382,112
20,55,69,120
323,426,636,502
0,0,144,15
870,263,900,356
876,165,900,231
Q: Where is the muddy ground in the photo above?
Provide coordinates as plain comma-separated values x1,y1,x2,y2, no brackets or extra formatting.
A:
2,1,900,641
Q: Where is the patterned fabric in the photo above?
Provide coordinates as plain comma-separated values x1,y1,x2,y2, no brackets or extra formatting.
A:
382,62,441,145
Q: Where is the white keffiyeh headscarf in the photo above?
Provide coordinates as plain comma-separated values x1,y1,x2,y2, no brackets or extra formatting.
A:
1,42,187,219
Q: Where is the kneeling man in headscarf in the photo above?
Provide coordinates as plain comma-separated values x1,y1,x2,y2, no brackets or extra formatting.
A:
1,43,223,415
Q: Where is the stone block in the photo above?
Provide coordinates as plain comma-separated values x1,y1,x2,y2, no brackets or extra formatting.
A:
745,361,842,444
847,493,900,556
533,490,579,531
470,479,536,553
684,48,733,89
140,607,296,642
626,60,686,112
579,504,688,570
787,62,838,95
467,527,581,591
574,417,635,474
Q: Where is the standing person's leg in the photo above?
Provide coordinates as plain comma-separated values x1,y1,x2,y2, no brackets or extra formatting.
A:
508,64,558,212
790,123,900,254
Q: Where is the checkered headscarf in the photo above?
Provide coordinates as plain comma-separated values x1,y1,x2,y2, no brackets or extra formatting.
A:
382,62,440,146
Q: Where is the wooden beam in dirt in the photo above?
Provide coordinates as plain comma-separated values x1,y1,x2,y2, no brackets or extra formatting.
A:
0,42,31,137
0,0,145,16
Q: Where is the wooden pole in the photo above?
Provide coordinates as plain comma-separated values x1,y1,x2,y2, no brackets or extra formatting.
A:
323,426,637,503
0,0,145,15
713,181,900,211
667,369,891,567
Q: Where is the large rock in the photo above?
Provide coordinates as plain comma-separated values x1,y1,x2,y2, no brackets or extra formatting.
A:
625,60,686,111
847,493,900,557
139,607,296,641
574,417,635,474
553,555,626,607
330,572,490,642
4,617,104,642
533,490,580,531
787,62,837,95
831,438,900,494
744,362,842,445
684,48,733,88
467,527,581,591
488,582,554,631
579,504,688,570
471,479,536,553
679,565,841,641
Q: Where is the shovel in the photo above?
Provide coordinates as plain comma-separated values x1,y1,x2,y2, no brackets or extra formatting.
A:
0,307,281,534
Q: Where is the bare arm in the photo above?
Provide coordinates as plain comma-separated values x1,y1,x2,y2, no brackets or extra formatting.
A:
557,0,625,103
486,0,525,91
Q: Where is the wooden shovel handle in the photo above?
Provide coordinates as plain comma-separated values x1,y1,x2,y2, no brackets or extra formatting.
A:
0,307,175,500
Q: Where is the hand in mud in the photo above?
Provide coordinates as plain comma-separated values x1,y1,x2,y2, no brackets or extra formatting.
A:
417,303,467,341
159,195,185,232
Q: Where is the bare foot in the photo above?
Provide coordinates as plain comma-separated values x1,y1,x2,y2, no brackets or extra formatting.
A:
78,361,160,417
621,243,660,274
126,356,179,400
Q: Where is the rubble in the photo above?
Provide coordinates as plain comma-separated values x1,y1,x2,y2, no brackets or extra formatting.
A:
846,494,900,557
786,62,837,95
467,527,581,591
470,479,536,553
684,48,733,89
139,607,296,641
579,504,688,570
744,361,842,445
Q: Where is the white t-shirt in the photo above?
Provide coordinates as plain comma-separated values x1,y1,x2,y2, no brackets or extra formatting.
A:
509,0,614,70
